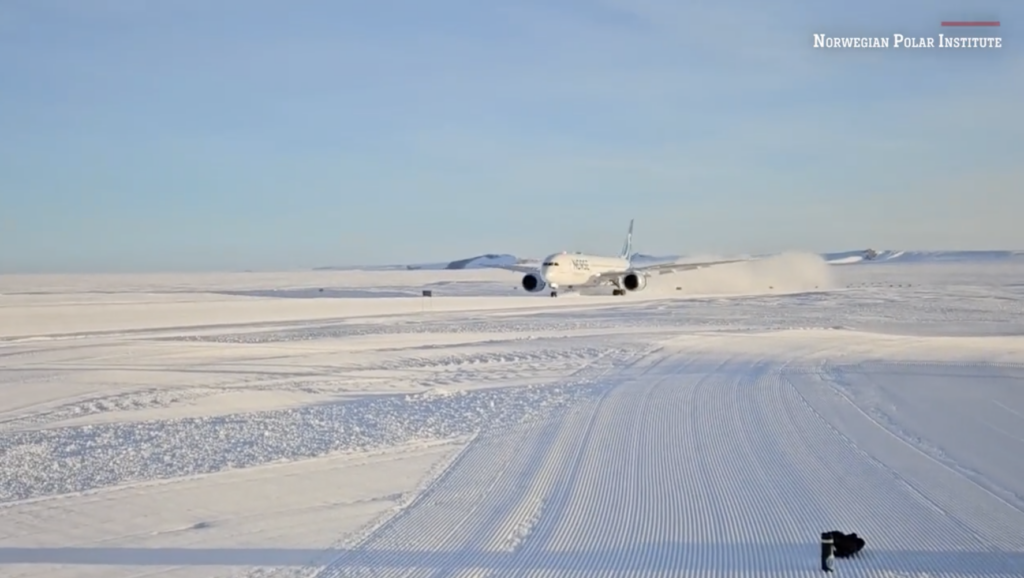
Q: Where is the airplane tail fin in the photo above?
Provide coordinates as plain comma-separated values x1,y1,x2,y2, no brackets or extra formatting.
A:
620,218,634,260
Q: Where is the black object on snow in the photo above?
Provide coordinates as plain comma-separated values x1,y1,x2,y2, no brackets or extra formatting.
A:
823,531,866,558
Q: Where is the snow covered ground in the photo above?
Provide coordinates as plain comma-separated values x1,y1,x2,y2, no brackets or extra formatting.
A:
1,254,1023,577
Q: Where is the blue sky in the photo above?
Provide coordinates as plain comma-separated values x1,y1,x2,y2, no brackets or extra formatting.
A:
1,0,1021,272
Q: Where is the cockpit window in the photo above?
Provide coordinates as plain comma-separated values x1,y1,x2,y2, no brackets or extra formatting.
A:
542,261,559,266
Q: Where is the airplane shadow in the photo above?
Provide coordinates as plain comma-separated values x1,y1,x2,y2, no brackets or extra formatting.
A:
1,543,1021,575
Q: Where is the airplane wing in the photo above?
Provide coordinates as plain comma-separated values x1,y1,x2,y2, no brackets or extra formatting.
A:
632,257,750,275
589,257,750,283
480,261,541,274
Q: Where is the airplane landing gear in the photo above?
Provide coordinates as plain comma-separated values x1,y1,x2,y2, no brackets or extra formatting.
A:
550,291,558,297
612,289,625,296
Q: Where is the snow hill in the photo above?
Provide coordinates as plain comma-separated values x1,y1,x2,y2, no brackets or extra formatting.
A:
405,254,533,271
821,250,1024,265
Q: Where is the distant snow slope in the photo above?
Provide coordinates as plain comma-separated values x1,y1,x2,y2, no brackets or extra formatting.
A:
824,250,1024,265
409,253,526,270
639,249,1024,267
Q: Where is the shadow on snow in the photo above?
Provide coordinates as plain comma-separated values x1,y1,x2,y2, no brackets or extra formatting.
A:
1,544,1021,575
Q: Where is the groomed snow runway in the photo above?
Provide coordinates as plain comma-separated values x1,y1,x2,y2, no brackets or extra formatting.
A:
1,258,1023,577
309,346,1024,577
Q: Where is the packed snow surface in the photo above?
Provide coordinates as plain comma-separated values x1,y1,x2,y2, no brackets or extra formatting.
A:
1,254,1023,577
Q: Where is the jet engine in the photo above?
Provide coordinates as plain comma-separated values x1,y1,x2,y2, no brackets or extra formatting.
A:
622,272,648,291
521,273,547,293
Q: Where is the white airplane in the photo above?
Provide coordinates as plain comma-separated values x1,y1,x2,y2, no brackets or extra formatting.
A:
497,219,747,297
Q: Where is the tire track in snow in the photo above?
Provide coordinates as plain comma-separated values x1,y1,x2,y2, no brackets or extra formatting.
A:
301,351,1023,577
307,346,656,578
826,361,1024,513
641,358,814,575
340,420,558,578
794,363,1024,566
772,369,977,575
424,346,663,578
513,351,685,578
815,360,1024,524
310,403,572,578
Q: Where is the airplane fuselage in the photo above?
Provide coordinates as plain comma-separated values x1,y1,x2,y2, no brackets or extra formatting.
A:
540,252,631,288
